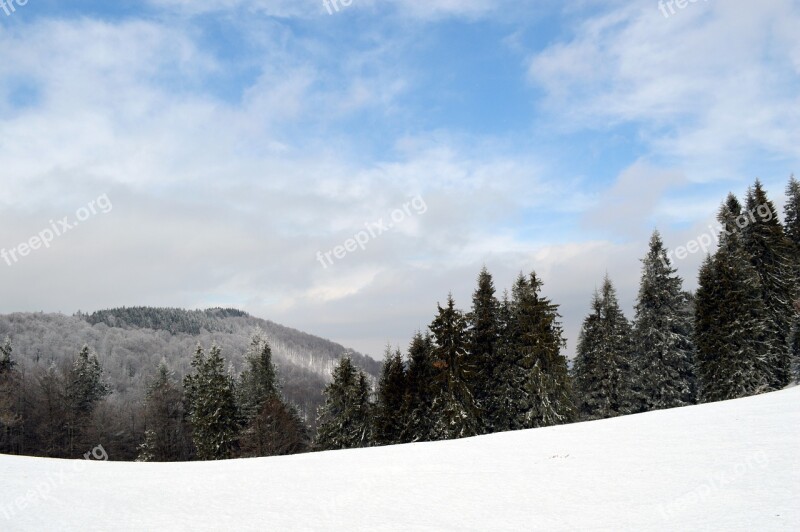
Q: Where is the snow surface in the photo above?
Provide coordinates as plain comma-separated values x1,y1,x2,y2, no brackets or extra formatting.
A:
2,387,798,531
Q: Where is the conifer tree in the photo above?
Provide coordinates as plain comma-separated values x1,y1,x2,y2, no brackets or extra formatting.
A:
429,294,479,440
572,276,636,420
467,267,500,432
633,231,696,410
314,357,372,450
137,361,188,462
403,332,436,442
743,181,794,388
183,345,239,460
694,196,771,402
238,334,280,421
0,338,21,453
784,176,800,381
65,345,110,453
487,291,527,432
373,347,406,446
514,272,575,428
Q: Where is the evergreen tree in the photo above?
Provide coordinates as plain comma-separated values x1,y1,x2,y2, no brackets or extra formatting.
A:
784,176,800,381
429,294,479,440
238,334,280,421
633,231,696,410
572,276,636,420
743,181,794,388
373,347,407,446
65,345,110,453
403,332,436,442
694,196,771,402
314,357,372,450
467,267,500,432
0,338,21,453
514,272,575,428
137,361,188,462
183,345,240,460
487,291,527,432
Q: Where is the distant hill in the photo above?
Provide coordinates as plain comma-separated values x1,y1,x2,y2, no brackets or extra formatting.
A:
0,307,381,424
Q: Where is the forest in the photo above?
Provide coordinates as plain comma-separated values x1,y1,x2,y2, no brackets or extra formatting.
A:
1,177,799,460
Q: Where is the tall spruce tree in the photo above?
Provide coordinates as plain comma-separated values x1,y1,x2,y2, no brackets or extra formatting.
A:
373,347,407,446
487,291,527,432
314,357,372,450
65,345,110,453
784,176,800,381
633,231,696,410
183,345,240,460
742,181,794,388
429,294,479,440
513,272,575,428
0,338,21,454
467,267,500,433
403,332,436,442
694,195,772,402
137,361,188,462
572,276,636,420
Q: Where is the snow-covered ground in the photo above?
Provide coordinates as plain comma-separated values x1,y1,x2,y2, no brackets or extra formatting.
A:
2,387,798,531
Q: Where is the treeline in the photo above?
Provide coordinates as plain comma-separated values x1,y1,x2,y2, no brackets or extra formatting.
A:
314,177,800,449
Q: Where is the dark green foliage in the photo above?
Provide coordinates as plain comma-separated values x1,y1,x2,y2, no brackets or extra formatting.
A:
65,346,111,453
513,273,575,428
373,347,407,446
0,338,22,453
486,292,528,432
137,362,189,462
429,294,480,440
633,231,696,410
314,357,372,450
238,334,280,421
183,345,240,460
403,332,437,442
467,267,500,432
572,276,636,420
84,307,249,335
742,181,795,388
695,196,772,402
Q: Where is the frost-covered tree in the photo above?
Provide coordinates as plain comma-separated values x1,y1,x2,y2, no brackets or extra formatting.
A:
315,357,372,450
137,361,188,462
373,347,407,446
513,272,575,428
743,181,795,388
0,338,21,453
183,345,240,460
238,334,280,420
467,267,500,432
65,345,111,453
572,276,636,420
429,294,479,440
487,292,527,432
784,176,800,382
633,231,696,410
403,332,436,442
695,196,771,402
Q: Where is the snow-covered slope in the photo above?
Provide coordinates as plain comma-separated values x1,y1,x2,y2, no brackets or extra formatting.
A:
2,387,798,531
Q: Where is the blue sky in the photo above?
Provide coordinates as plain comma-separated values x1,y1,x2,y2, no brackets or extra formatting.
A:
1,0,799,359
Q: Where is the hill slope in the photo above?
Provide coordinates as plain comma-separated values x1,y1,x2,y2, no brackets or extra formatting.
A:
2,387,798,531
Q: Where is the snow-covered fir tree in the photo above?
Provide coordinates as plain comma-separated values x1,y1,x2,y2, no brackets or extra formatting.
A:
314,357,372,450
784,176,800,381
742,181,795,388
572,276,636,420
137,361,188,462
373,347,407,446
513,272,575,428
429,294,480,440
467,267,500,433
183,345,240,460
695,195,772,402
633,231,696,410
65,345,111,453
403,332,437,442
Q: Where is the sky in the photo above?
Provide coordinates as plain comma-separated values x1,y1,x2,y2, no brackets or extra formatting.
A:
1,0,799,360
